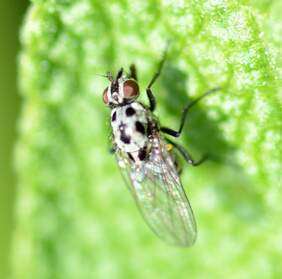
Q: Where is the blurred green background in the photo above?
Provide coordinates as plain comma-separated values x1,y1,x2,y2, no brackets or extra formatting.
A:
1,1,282,279
0,1,28,278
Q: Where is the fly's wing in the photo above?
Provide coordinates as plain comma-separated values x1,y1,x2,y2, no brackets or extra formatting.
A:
115,136,197,247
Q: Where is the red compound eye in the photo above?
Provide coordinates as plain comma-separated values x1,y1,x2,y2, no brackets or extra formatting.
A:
103,87,109,104
123,80,139,98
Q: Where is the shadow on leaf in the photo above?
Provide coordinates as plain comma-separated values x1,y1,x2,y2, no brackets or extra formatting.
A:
158,64,265,222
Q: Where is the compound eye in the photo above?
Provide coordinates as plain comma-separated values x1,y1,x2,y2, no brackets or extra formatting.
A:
103,87,109,104
123,80,139,99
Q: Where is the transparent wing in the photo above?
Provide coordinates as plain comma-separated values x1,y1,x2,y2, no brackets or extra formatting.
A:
115,135,197,247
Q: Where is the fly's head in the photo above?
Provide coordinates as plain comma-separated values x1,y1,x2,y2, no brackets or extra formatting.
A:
103,68,139,108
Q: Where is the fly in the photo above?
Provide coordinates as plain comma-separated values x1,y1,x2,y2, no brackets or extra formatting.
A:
102,50,220,247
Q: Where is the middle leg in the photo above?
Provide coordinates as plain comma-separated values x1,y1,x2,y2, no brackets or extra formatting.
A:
161,87,221,137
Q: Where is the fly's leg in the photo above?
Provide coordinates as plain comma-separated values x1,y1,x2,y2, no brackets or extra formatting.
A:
161,87,221,137
109,142,117,154
146,89,157,112
165,137,208,167
129,64,138,81
147,48,168,89
146,44,169,111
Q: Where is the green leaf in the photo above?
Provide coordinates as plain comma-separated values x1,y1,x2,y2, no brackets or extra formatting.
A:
13,1,282,278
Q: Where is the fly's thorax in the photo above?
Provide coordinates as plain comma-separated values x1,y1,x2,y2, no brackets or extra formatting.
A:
111,102,153,155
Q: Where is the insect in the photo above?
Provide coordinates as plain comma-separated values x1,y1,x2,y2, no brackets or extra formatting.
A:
102,51,219,246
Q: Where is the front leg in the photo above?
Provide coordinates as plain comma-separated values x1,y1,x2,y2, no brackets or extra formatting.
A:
146,45,169,111
109,146,116,154
129,64,138,81
146,88,156,111
109,140,117,154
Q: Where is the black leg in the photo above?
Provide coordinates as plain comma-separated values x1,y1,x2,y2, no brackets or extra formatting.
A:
161,127,180,137
147,47,168,89
161,87,221,137
129,64,138,81
146,88,156,111
166,137,208,167
146,44,169,111
109,142,117,154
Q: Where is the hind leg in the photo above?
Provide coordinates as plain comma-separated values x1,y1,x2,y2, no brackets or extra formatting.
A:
165,138,208,167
